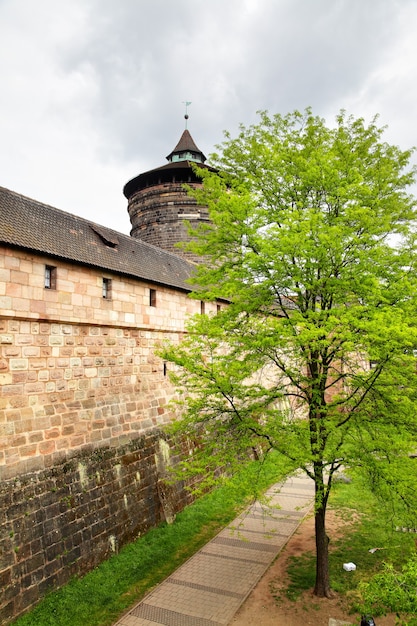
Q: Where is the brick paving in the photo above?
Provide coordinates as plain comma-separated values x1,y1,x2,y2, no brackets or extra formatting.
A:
114,474,314,626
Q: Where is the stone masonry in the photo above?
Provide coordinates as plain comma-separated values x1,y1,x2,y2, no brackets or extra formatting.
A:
0,244,215,623
0,431,193,623
127,181,211,263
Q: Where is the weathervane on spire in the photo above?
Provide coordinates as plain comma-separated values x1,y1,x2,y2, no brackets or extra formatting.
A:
182,101,192,128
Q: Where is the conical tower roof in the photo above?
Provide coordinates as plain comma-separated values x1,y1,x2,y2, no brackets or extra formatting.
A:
166,129,206,163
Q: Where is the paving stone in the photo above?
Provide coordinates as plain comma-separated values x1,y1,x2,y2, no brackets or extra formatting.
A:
113,474,314,626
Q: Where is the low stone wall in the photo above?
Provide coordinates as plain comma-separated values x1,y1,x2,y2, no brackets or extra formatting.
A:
0,431,191,624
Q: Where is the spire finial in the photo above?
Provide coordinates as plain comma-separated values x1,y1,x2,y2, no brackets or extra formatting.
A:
182,101,192,128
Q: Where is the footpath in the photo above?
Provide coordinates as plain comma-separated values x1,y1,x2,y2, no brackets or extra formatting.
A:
114,473,314,626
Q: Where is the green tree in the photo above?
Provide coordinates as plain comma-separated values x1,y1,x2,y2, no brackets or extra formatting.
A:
161,109,417,597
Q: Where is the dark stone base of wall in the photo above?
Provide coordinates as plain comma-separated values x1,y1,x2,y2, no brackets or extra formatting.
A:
0,431,192,625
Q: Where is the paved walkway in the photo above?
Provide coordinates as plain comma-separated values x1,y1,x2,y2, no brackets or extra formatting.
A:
114,474,314,626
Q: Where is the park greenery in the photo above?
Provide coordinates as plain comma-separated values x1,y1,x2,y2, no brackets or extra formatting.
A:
161,108,417,598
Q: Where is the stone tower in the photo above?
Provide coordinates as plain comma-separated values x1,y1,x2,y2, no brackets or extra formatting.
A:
124,127,213,262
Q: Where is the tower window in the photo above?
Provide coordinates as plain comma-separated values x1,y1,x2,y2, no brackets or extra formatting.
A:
44,265,56,289
102,278,112,299
149,289,157,307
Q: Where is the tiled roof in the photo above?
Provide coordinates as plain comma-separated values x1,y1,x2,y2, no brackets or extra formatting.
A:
170,129,203,154
0,185,196,291
166,129,207,162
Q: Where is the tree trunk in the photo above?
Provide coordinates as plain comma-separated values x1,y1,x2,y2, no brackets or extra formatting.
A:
313,464,332,597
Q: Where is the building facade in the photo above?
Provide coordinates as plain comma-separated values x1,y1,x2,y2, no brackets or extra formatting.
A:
0,130,217,623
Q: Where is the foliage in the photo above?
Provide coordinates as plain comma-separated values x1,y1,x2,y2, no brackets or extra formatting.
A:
161,108,417,596
359,557,417,625
11,455,287,626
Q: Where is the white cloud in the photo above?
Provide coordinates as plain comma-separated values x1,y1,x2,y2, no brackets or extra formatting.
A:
0,0,416,233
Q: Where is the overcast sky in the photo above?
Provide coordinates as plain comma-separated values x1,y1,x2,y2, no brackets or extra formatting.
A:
1,0,416,234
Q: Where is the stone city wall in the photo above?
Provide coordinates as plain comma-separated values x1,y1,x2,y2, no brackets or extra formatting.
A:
0,317,184,481
0,431,193,624
0,247,214,623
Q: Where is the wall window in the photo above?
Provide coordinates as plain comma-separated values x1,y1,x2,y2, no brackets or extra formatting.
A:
200,301,205,314
44,265,56,289
149,288,156,307
216,304,221,314
102,278,112,299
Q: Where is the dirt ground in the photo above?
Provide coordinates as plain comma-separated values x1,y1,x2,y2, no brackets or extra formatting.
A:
230,510,397,626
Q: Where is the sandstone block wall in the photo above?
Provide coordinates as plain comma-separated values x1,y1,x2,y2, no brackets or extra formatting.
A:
0,246,200,330
0,246,218,479
0,316,184,481
0,246,217,623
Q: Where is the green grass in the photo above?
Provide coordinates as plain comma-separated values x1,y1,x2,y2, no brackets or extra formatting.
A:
12,453,291,626
275,475,417,619
330,483,415,598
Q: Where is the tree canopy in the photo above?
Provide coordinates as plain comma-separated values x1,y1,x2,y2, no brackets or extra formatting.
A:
161,109,417,597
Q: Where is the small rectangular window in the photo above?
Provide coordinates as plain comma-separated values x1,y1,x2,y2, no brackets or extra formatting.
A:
102,278,112,299
45,265,56,289
150,288,156,307
216,304,221,314
200,301,205,314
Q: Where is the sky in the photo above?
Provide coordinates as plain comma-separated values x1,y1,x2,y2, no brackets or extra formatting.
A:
1,0,416,235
